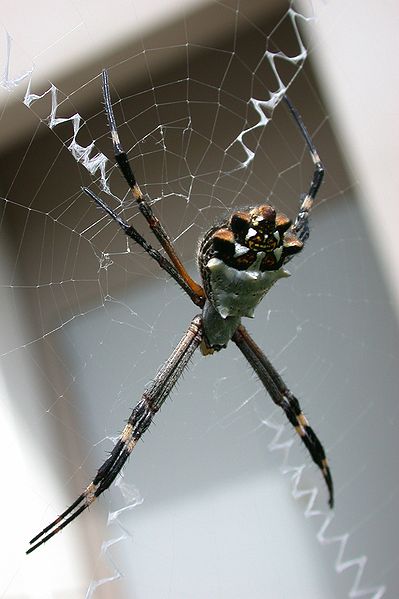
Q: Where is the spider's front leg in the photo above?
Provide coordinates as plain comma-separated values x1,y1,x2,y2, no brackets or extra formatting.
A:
283,95,324,246
83,187,202,306
101,69,205,306
233,324,334,508
27,315,203,554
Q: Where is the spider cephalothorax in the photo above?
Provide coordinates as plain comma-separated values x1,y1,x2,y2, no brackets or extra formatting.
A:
26,71,333,556
209,204,303,271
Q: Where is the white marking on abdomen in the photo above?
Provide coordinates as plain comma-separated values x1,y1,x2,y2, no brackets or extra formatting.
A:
207,253,289,319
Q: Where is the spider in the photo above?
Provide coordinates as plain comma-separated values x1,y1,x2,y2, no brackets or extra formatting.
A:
26,70,333,555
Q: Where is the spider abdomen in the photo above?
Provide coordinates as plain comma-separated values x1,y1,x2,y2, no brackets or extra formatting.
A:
206,252,290,319
200,255,289,354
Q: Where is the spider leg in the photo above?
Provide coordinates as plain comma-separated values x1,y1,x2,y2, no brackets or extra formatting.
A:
283,96,325,245
232,324,334,508
83,187,201,305
101,69,205,306
27,315,203,554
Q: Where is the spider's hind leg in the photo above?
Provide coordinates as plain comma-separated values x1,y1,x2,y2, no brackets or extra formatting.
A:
26,315,203,554
233,324,334,508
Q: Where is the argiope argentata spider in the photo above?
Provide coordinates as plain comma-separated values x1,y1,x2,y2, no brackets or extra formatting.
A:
26,70,333,555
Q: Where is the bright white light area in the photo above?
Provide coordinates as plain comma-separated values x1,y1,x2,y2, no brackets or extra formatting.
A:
305,0,399,320
0,236,87,597
0,372,87,598
1,0,206,81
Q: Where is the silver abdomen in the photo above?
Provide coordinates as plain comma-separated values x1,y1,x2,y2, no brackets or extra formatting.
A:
206,252,290,319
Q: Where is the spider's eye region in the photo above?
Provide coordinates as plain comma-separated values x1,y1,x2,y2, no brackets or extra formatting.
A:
210,204,303,271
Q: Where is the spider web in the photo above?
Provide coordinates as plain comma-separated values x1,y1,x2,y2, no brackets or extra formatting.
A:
0,1,398,598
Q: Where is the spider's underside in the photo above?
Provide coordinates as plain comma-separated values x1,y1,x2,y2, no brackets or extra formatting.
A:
26,70,333,555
